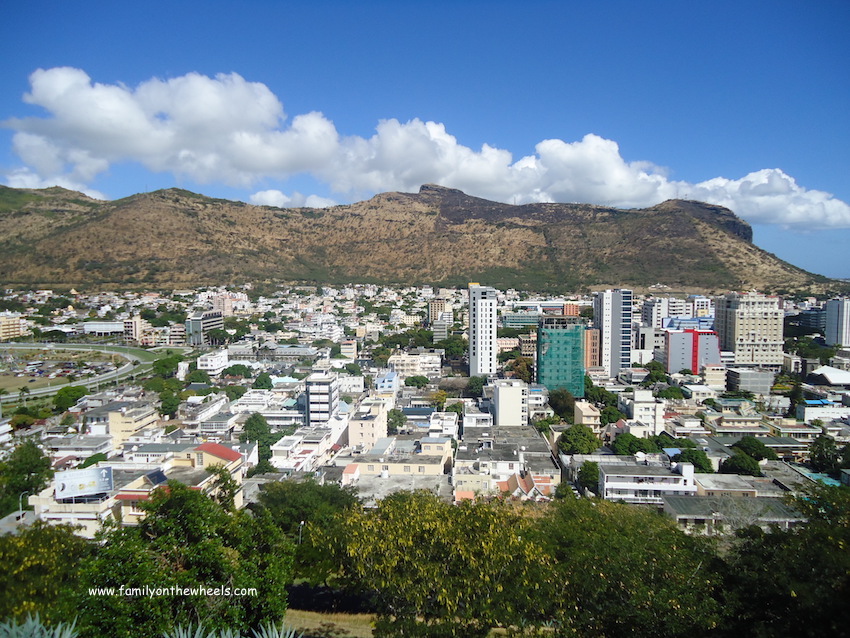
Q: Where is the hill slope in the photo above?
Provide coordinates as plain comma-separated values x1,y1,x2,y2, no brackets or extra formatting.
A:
0,183,836,293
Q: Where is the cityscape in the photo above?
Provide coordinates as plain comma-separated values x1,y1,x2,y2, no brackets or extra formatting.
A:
2,2,849,637
1,280,849,636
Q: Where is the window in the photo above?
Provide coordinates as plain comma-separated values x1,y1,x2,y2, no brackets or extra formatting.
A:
404,466,411,472
418,466,425,473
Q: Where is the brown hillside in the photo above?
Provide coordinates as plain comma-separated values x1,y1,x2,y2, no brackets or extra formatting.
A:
0,183,837,293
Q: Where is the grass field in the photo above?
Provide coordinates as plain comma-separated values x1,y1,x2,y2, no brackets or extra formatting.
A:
285,609,375,637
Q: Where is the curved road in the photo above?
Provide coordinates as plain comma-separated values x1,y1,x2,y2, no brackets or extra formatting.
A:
0,343,190,404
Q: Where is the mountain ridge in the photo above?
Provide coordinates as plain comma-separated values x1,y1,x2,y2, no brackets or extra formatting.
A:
0,183,840,294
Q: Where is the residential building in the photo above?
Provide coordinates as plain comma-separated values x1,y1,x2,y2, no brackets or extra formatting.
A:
536,315,586,397
468,283,498,377
584,327,600,369
726,367,774,397
348,396,390,450
714,293,783,367
0,313,26,341
197,349,229,376
598,462,697,505
305,372,340,427
490,379,529,427
340,339,358,359
428,298,452,324
387,349,443,380
593,289,633,378
84,401,159,452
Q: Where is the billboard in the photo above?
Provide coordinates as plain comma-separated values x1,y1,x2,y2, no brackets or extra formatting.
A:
54,466,114,499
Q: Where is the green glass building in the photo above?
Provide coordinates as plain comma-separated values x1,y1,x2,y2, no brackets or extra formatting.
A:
536,316,586,397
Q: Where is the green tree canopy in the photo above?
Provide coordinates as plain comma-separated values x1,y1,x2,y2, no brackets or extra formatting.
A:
732,435,779,461
611,432,660,455
577,460,600,491
558,424,600,455
52,385,88,412
809,434,840,473
672,448,713,473
77,481,294,638
466,375,486,397
720,450,762,477
252,372,274,390
404,375,429,389
0,440,54,517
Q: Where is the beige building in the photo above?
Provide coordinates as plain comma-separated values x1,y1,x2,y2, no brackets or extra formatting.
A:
348,396,390,450
84,401,159,451
714,292,784,367
0,314,26,341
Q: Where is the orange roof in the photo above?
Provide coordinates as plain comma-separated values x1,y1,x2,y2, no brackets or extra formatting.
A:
195,442,242,463
454,490,476,502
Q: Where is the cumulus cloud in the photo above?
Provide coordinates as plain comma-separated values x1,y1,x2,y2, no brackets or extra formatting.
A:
4,66,850,228
249,189,336,209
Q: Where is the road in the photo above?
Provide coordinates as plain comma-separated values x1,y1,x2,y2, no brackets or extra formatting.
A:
0,342,190,403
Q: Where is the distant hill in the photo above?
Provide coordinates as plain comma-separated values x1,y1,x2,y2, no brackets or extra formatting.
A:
0,183,841,294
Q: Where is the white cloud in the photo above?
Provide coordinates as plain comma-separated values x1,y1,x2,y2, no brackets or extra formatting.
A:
249,189,336,209
4,66,850,229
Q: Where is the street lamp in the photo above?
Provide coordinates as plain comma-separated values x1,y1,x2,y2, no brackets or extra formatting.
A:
298,520,305,545
18,491,29,521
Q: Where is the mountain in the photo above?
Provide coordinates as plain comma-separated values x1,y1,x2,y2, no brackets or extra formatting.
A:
0,183,839,293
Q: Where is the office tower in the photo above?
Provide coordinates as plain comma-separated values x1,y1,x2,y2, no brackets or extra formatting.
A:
825,298,850,347
428,298,452,324
536,315,586,397
185,309,224,346
468,283,498,377
593,289,633,378
714,292,783,366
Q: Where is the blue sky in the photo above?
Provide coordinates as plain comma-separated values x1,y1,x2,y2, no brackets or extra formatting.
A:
2,1,849,278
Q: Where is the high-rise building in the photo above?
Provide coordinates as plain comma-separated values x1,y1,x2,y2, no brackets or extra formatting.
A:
714,292,783,366
468,283,498,377
537,316,586,397
305,372,340,427
593,289,633,378
428,298,452,324
825,298,850,347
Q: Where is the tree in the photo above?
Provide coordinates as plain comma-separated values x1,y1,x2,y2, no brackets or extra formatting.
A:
429,390,447,410
577,461,600,492
611,432,660,455
0,440,54,518
240,413,282,463
558,424,599,455
719,450,762,476
672,448,713,473
0,521,94,623
221,364,253,378
157,391,180,418
151,355,183,378
600,405,627,425
539,497,721,636
313,491,555,637
344,362,362,376
809,434,840,473
549,388,576,422
184,369,211,384
466,375,486,397
77,481,294,638
52,385,88,412
404,375,429,389
252,372,274,390
722,483,850,637
506,356,533,383
387,408,406,435
732,435,779,461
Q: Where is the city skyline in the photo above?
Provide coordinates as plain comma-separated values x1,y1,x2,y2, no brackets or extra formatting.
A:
1,2,848,277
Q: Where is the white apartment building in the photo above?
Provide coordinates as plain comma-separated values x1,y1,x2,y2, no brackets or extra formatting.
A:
617,389,665,436
196,349,229,376
387,350,443,380
714,292,784,367
490,379,529,427
468,283,498,377
598,462,697,505
593,289,633,378
305,372,340,427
